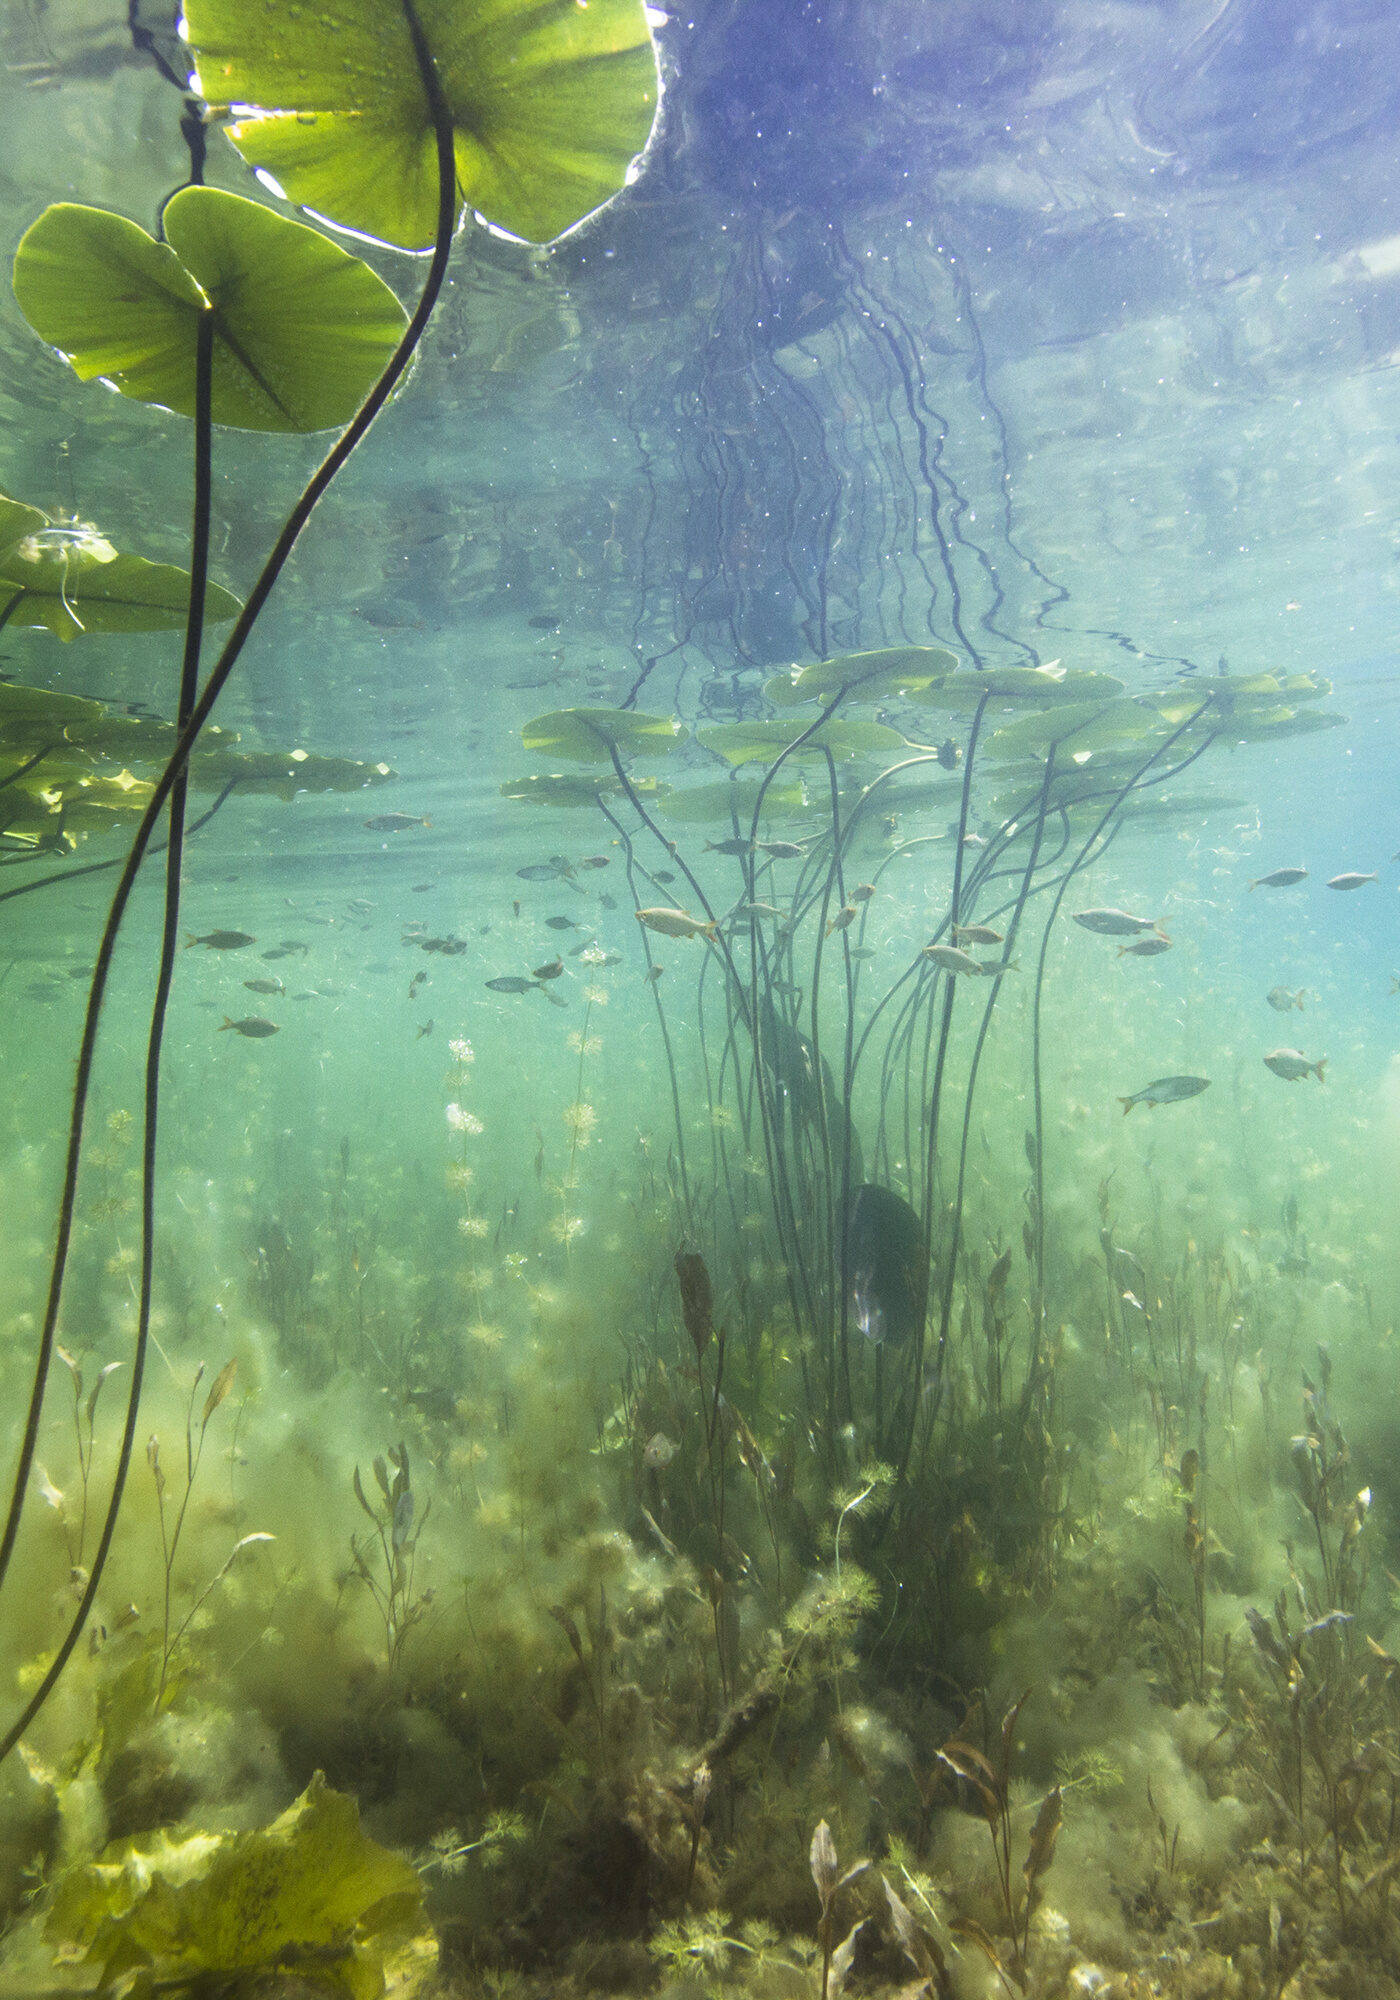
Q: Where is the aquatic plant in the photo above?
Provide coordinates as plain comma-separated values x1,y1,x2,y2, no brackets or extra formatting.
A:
350,1443,433,1675
0,0,660,1763
147,1358,272,1706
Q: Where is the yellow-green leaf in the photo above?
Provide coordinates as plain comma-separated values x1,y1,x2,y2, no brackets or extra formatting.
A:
186,0,660,251
13,190,408,433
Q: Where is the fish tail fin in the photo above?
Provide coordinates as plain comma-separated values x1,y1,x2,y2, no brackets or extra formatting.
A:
1247,880,1257,891
1118,1097,1134,1115
422,817,433,829
1154,926,1171,941
218,1017,235,1032
702,922,719,941
1295,993,1305,1009
184,934,199,948
1314,1058,1327,1083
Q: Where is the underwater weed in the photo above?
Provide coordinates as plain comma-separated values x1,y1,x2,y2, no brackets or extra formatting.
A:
349,1441,433,1673
51,1345,121,1576
148,1359,271,1706
928,1694,1062,1991
809,1819,866,2000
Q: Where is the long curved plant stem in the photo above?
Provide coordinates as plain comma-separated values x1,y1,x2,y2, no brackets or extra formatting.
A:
0,0,459,1760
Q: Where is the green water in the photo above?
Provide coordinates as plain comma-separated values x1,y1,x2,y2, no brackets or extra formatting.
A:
1,4,1399,1997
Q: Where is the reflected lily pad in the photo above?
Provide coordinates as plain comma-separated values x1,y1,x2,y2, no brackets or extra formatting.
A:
908,665,1126,710
186,0,659,252
698,718,906,767
520,708,684,765
764,645,959,707
656,777,812,824
185,748,398,799
13,192,408,434
500,772,671,808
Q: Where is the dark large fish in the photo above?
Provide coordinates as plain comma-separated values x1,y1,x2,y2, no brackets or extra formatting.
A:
845,1184,928,1346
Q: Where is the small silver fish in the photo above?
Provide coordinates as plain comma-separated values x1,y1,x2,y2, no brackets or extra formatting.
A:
364,812,431,832
636,907,716,940
952,924,1004,947
1118,937,1172,957
219,1015,279,1039
1263,1048,1326,1083
1118,1074,1210,1113
1073,908,1164,938
187,929,256,951
922,943,984,975
704,836,754,856
1266,986,1305,1012
1249,867,1308,890
757,840,807,859
243,977,285,996
1326,871,1377,890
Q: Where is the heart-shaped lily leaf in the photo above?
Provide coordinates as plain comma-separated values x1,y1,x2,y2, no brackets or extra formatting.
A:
656,777,812,824
500,772,671,808
764,645,959,707
0,538,242,642
520,709,683,766
908,666,1126,711
185,0,660,252
13,189,408,433
698,718,906,767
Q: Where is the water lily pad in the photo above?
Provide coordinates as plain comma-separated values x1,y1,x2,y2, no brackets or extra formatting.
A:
764,645,959,707
500,772,671,807
520,708,684,765
656,777,812,823
185,0,660,251
698,718,906,767
908,665,1126,710
0,545,242,642
985,698,1157,762
13,190,408,433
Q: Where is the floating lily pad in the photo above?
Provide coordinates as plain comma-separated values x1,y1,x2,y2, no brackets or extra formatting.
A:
0,495,49,559
656,777,813,824
764,645,959,707
13,190,408,433
698,718,906,767
185,747,398,799
908,665,1126,710
0,544,242,642
519,708,684,765
985,698,1157,762
185,0,659,251
500,772,671,808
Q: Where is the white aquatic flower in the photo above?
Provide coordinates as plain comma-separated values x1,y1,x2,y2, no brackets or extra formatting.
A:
448,1038,474,1062
445,1102,482,1135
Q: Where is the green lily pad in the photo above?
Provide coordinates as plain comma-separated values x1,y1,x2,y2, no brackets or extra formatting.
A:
0,495,49,561
907,665,1126,710
0,543,242,642
186,747,397,798
520,708,683,765
500,772,671,807
764,644,959,707
698,718,906,767
13,189,408,433
185,0,659,252
46,1772,436,2000
984,698,1158,762
656,777,813,824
